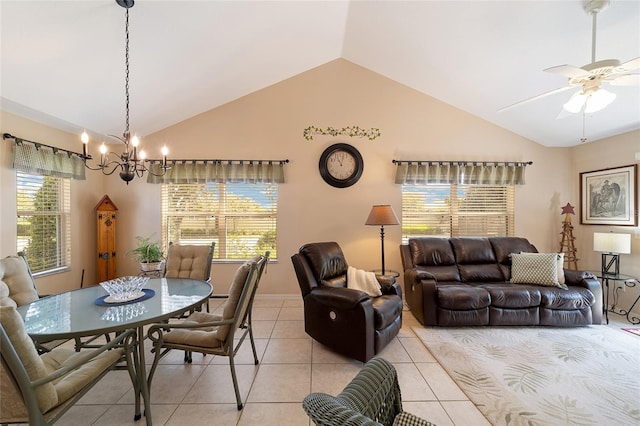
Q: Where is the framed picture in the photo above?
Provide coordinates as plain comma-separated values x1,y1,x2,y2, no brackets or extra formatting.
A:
580,164,637,226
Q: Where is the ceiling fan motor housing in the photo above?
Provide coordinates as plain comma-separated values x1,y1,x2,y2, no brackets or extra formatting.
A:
584,0,610,16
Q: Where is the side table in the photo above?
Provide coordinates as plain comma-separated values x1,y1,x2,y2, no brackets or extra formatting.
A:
590,271,639,325
371,269,400,280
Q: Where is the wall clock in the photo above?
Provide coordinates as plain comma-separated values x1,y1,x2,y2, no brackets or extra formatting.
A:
318,143,364,188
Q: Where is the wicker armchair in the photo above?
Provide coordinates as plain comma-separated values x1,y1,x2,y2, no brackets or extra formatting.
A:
303,358,435,426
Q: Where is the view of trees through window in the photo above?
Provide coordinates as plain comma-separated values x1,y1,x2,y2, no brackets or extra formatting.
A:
162,182,278,260
402,184,515,242
16,172,71,274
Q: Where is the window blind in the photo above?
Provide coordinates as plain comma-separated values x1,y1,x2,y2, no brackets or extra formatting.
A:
16,171,71,274
162,182,278,260
401,184,515,242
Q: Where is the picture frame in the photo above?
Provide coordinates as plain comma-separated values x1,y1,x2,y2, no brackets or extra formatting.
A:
580,164,637,226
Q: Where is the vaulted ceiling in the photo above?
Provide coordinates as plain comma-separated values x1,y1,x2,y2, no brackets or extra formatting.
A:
2,1,639,147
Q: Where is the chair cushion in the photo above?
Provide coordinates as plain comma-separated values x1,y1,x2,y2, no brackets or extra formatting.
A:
0,298,58,413
165,244,211,280
0,256,39,306
41,347,124,406
162,312,224,348
163,256,258,347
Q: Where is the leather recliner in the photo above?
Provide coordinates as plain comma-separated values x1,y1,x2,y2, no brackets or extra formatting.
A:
291,242,403,362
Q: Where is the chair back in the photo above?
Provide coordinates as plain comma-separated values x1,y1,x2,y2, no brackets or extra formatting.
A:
165,242,215,281
303,358,403,426
291,242,348,297
0,252,39,306
217,253,269,344
0,298,59,424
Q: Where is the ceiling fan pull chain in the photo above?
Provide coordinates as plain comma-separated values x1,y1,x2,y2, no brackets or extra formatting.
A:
581,112,588,143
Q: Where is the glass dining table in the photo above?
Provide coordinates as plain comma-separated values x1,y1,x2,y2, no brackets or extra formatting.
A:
17,277,213,425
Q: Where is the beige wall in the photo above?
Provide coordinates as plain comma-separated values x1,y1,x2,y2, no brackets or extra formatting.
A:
570,130,640,313
0,111,104,294
4,59,621,300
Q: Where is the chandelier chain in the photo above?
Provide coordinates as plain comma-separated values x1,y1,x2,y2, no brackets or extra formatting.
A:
125,7,130,135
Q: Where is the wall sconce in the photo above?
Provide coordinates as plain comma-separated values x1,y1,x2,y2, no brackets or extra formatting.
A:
593,232,631,276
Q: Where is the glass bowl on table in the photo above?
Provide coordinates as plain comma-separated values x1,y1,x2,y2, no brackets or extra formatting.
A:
99,276,149,303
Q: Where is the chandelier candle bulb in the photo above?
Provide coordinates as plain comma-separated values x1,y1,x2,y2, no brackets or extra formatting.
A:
162,146,168,167
99,143,107,166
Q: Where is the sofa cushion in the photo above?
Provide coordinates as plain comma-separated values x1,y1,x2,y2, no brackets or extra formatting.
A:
450,238,503,282
408,238,461,282
489,237,538,280
481,284,541,308
540,286,595,310
511,253,566,289
437,285,490,310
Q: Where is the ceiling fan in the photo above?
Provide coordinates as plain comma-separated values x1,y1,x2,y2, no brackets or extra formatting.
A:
499,0,640,115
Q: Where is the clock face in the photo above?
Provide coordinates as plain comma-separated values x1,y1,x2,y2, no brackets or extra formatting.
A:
319,143,364,188
327,150,357,180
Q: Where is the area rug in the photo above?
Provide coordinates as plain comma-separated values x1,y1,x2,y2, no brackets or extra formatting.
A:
413,326,640,426
622,327,640,337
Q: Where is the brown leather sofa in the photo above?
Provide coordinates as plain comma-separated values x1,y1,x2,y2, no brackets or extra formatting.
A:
291,242,403,362
400,237,602,326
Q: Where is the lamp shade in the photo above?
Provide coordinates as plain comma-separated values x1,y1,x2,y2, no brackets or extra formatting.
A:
593,232,631,254
365,205,399,226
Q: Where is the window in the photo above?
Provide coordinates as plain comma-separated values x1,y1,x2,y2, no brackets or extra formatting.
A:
401,184,514,242
162,182,278,260
16,171,71,274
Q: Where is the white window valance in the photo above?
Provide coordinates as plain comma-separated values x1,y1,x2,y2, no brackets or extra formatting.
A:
6,134,86,180
393,160,531,185
146,159,288,184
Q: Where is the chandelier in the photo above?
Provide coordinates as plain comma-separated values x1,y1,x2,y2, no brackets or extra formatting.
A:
80,0,169,184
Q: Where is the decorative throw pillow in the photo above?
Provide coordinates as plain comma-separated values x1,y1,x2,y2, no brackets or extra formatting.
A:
556,252,565,285
510,252,568,289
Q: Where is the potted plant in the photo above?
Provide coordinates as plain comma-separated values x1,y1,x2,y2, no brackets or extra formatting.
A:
128,235,165,272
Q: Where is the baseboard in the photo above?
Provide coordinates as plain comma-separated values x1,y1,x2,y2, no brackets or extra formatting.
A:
254,293,300,300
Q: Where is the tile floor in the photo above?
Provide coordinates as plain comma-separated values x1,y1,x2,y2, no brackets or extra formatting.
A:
52,296,489,426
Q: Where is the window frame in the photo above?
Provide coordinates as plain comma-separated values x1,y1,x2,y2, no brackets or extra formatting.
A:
16,171,71,276
161,181,278,261
401,183,515,243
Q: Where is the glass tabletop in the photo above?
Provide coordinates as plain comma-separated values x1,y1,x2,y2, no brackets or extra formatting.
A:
587,271,637,281
17,278,212,340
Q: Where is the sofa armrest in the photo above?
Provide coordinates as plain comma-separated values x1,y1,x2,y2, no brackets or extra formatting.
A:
564,269,596,285
402,269,438,325
564,269,603,325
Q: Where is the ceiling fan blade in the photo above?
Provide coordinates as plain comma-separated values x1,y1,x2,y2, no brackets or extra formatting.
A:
618,57,640,71
544,65,590,79
609,74,640,86
556,108,573,120
498,86,576,112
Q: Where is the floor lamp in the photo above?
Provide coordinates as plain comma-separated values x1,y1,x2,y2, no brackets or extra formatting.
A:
593,232,631,276
365,205,399,275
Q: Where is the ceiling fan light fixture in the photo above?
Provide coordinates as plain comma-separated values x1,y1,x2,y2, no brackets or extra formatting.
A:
584,88,616,113
563,92,587,113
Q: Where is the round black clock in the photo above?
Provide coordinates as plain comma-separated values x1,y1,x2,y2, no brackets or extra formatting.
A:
318,143,364,188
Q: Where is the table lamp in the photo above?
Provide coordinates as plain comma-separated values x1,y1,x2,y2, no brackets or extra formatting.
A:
365,205,399,275
593,232,631,276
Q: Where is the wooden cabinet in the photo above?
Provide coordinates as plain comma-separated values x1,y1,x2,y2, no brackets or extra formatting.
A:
95,195,118,283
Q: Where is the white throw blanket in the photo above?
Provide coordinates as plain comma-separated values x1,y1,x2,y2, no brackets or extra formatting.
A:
347,266,382,297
